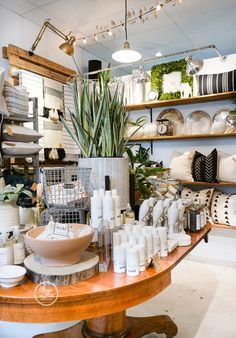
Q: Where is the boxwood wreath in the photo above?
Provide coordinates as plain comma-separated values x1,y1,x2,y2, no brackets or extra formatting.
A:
151,59,193,101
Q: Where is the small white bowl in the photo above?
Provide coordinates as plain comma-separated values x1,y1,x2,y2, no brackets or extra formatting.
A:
0,265,26,288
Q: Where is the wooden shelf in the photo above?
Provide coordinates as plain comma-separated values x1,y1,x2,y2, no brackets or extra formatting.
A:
130,132,236,142
125,91,236,111
211,223,236,230
179,180,236,187
3,115,34,123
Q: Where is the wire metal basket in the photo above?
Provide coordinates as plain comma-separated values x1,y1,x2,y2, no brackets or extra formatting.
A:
40,208,86,225
40,166,91,209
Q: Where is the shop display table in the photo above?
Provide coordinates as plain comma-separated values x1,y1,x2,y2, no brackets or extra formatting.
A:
0,225,211,338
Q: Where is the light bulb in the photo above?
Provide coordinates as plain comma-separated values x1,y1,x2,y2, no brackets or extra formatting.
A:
94,34,98,41
156,3,162,11
107,30,113,36
82,37,87,44
155,51,162,57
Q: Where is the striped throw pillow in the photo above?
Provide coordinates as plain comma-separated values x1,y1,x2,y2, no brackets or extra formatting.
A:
196,70,236,95
0,70,9,116
3,81,28,117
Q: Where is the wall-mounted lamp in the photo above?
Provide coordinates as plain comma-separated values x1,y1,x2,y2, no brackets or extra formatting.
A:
185,44,226,75
29,19,76,56
186,57,204,75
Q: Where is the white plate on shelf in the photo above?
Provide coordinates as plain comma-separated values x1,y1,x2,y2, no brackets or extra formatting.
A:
186,110,211,135
0,265,26,288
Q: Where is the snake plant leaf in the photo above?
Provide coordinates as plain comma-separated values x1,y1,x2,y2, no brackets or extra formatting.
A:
62,69,144,158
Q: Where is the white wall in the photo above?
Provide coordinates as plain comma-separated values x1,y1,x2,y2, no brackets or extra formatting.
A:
128,54,236,167
0,5,106,76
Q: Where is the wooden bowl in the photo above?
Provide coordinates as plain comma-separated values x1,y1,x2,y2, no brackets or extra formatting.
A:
26,225,94,267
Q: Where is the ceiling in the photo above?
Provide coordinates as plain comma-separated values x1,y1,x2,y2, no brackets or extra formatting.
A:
1,0,236,73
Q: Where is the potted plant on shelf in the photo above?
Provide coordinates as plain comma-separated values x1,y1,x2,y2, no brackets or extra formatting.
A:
61,70,145,209
126,146,169,204
0,183,33,232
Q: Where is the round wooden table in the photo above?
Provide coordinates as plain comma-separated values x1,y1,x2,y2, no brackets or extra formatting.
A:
0,226,210,338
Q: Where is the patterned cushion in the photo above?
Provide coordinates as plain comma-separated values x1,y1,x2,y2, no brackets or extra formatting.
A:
0,70,9,116
196,69,236,96
3,81,28,117
211,191,236,226
181,187,214,222
2,141,42,156
192,149,218,183
2,124,43,142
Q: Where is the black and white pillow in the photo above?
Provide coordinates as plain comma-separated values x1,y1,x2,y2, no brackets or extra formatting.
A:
181,187,214,222
211,191,236,226
196,69,236,96
192,149,218,183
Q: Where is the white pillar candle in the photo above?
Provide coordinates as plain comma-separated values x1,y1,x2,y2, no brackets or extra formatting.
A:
145,233,154,262
113,245,126,273
134,244,146,271
153,234,161,255
119,230,128,243
112,231,120,247
124,224,133,233
126,247,140,276
157,227,168,257
128,234,137,246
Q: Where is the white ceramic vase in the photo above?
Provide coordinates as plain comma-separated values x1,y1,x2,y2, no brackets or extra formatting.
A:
0,202,20,232
78,157,129,210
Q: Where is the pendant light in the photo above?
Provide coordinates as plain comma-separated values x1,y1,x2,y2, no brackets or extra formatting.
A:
186,56,204,75
112,0,142,63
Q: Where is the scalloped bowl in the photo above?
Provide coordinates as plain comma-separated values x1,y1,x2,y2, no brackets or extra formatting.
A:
26,225,94,267
0,265,26,288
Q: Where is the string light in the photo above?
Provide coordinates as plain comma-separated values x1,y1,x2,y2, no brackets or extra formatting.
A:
76,0,181,45
156,3,162,11
155,51,162,57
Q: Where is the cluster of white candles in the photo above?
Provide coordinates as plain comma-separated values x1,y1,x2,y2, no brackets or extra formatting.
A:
112,223,168,277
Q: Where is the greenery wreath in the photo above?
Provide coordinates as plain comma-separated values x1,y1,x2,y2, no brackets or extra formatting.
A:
151,59,193,101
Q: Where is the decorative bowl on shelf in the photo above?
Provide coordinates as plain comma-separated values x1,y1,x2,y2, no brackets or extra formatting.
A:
158,108,184,135
212,108,234,134
26,225,94,267
0,265,26,288
186,110,211,135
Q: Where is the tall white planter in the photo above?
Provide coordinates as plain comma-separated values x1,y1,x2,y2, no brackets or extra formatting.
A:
0,202,20,232
78,157,129,210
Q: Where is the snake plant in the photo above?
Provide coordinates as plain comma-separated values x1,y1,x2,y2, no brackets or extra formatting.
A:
61,70,145,157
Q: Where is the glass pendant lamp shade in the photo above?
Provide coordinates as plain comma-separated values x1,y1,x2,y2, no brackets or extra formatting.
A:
112,41,142,63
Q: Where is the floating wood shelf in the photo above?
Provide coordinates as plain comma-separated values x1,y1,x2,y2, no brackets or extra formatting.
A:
130,132,236,142
125,91,236,111
179,180,236,187
211,223,236,230
3,115,34,123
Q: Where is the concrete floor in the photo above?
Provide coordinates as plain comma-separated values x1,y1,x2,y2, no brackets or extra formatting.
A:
1,228,236,338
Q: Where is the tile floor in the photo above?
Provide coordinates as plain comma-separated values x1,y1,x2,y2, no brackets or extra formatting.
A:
1,228,236,338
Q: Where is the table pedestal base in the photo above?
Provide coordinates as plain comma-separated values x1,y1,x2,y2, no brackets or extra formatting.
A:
34,311,178,338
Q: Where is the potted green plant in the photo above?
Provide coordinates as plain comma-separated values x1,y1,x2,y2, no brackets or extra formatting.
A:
61,70,145,209
0,184,33,232
126,146,169,203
